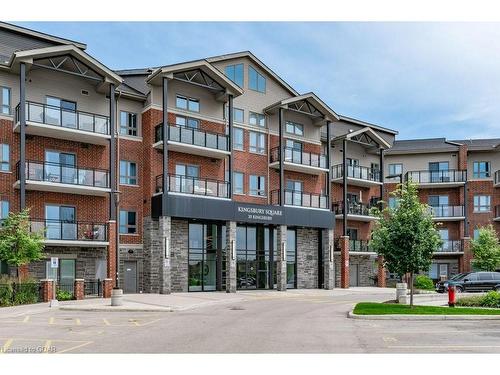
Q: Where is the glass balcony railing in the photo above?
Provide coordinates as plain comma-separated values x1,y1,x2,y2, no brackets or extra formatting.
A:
428,205,465,218
331,164,381,183
17,161,109,188
30,219,108,241
155,174,230,198
270,147,327,169
495,171,500,186
332,201,377,216
15,101,109,135
405,170,467,184
154,123,228,152
270,190,329,209
437,240,463,253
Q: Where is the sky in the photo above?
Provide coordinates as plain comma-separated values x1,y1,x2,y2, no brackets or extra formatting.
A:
16,22,500,140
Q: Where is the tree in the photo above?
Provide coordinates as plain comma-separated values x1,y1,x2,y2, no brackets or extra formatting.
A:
471,225,500,271
0,209,45,280
371,181,443,307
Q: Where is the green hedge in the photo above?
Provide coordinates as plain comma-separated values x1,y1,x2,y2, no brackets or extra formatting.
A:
0,276,40,307
414,275,434,290
456,291,500,308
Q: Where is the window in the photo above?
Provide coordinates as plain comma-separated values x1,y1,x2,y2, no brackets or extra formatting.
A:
0,201,8,221
248,66,266,93
473,228,480,239
429,162,449,171
45,205,76,240
0,144,9,171
473,161,491,178
120,161,137,185
285,121,304,136
388,197,399,209
120,111,138,136
428,195,449,207
388,163,403,176
119,210,137,234
473,195,491,212
176,95,199,112
224,63,244,87
1,87,10,115
249,112,266,127
234,172,244,194
233,128,244,150
249,131,265,154
233,108,244,123
175,115,199,129
249,175,266,196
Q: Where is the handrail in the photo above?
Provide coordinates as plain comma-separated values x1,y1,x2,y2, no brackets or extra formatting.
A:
15,101,110,135
332,201,376,216
17,160,110,188
436,240,463,253
334,238,373,252
155,173,230,198
30,218,108,241
270,189,329,209
154,122,228,151
428,205,465,217
270,146,327,169
331,164,381,182
405,169,467,183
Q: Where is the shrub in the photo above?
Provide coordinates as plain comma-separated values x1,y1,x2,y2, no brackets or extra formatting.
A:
0,276,40,306
13,283,39,305
0,282,13,306
456,291,500,308
414,275,434,290
56,289,74,301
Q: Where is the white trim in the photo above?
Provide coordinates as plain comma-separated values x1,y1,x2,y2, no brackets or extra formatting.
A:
167,192,231,201
432,216,466,221
15,180,111,196
141,104,163,114
284,204,330,212
119,135,143,142
0,114,13,121
119,244,143,250
43,240,109,247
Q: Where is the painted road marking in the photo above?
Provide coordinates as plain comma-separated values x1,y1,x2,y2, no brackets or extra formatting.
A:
75,318,81,326
43,340,52,353
383,336,398,343
23,316,30,323
1,338,13,353
57,341,93,353
388,345,500,349
102,318,111,326
49,317,55,325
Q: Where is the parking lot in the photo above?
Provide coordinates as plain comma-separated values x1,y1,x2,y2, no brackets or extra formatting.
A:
1,289,500,353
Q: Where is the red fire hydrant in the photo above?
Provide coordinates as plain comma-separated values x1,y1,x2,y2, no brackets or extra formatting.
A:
448,283,456,307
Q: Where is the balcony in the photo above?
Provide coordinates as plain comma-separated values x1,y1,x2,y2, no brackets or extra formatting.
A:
269,147,328,175
495,171,500,187
435,240,464,254
405,170,466,188
270,190,329,210
155,174,230,199
154,123,230,159
495,205,500,222
15,101,110,145
332,201,378,221
14,161,110,196
428,205,465,221
331,164,382,188
30,219,108,247
335,239,375,253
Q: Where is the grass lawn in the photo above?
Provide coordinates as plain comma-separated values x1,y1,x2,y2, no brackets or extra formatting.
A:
354,302,500,315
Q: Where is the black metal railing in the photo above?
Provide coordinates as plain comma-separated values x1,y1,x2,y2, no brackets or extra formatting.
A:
57,281,74,295
428,205,465,218
84,279,102,297
270,147,327,169
270,190,329,209
154,123,228,151
17,160,109,188
15,101,109,135
436,240,463,253
495,205,500,219
331,164,381,182
495,170,500,186
334,239,373,252
30,219,108,241
155,174,230,198
405,170,467,184
332,201,377,216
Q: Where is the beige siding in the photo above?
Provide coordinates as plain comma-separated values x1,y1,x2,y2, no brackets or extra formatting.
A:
331,141,380,167
384,152,459,176
467,151,500,180
117,96,144,137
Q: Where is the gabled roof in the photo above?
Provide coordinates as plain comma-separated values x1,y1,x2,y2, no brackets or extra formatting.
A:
147,60,244,97
333,126,391,149
338,115,398,136
7,44,122,85
385,138,461,155
0,22,86,50
450,138,500,151
264,92,339,124
206,51,299,97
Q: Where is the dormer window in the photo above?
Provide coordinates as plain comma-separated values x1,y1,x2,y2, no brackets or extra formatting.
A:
176,95,199,112
224,63,244,87
285,121,303,136
248,66,266,93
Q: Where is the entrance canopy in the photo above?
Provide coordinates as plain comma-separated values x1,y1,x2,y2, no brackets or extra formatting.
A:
332,126,391,150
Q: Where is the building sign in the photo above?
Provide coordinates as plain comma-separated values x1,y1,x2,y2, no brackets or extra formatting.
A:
50,257,59,268
236,206,283,222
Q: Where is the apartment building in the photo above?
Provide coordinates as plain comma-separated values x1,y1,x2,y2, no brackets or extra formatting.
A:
0,22,498,293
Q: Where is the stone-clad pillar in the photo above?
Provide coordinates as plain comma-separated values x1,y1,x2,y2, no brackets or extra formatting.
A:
340,235,349,288
276,225,288,291
159,216,172,294
462,237,472,272
226,221,237,293
322,229,335,289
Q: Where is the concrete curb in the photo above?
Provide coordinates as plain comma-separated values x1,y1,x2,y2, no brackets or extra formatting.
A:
59,306,174,312
347,310,500,320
